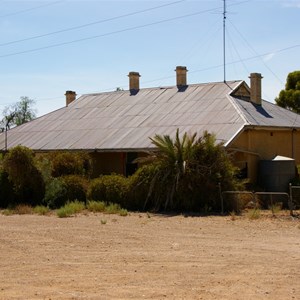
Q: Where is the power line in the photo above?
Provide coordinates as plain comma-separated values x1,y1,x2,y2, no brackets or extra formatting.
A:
0,1,65,18
1,43,297,108
0,0,250,59
0,9,223,58
190,44,300,74
0,0,185,47
228,19,284,85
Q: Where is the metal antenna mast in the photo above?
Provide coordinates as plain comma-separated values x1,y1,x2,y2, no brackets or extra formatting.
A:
223,0,227,82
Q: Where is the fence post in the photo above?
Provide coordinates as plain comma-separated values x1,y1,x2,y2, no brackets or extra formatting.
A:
218,182,223,215
289,183,293,216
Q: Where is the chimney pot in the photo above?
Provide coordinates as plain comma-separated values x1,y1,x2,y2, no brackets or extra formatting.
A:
65,90,76,106
249,73,263,105
175,66,188,87
128,71,140,94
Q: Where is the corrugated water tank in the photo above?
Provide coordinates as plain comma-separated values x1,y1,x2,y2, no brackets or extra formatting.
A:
258,155,296,192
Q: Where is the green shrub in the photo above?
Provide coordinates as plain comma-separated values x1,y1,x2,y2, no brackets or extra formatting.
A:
104,203,122,214
66,200,85,213
2,209,14,216
56,200,85,218
87,174,129,206
2,146,45,206
48,152,92,177
128,164,159,210
63,175,88,204
57,206,74,218
44,175,88,209
35,155,53,185
119,208,128,216
44,177,67,209
33,205,50,215
87,200,106,212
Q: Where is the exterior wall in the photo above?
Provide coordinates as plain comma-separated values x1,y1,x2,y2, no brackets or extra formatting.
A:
228,129,300,183
90,151,147,178
90,152,125,177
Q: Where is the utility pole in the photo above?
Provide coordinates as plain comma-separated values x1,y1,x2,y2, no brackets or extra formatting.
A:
223,0,227,82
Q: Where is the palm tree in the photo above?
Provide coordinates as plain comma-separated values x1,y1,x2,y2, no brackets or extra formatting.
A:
142,129,197,210
136,129,240,212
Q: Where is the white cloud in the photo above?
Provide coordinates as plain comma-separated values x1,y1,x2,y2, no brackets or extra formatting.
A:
263,53,275,62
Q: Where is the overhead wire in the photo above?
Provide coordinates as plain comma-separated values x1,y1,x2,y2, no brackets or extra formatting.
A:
0,1,65,18
226,27,250,75
1,43,298,108
0,0,185,47
0,0,251,59
228,19,284,85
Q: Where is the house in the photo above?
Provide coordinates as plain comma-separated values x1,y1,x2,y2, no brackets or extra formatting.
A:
1,66,300,183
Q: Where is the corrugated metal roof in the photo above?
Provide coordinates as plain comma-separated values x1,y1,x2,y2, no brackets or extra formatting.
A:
233,97,300,128
1,80,299,152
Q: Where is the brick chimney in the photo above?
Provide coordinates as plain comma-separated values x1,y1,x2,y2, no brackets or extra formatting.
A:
175,66,188,87
128,71,140,95
249,73,263,105
65,90,76,106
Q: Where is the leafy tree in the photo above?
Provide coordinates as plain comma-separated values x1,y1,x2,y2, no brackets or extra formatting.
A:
0,96,36,130
275,71,300,113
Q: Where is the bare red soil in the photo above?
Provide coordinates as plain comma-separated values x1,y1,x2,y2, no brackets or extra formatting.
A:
0,212,299,299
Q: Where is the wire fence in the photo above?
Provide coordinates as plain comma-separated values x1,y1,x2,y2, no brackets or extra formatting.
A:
289,184,300,211
220,186,300,216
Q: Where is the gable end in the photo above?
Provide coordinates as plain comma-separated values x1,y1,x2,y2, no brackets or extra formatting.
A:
231,82,250,102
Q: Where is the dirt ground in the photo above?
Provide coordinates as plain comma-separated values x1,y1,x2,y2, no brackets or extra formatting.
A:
0,211,300,300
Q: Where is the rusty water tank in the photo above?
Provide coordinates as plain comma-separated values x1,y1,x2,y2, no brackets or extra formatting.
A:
258,155,296,192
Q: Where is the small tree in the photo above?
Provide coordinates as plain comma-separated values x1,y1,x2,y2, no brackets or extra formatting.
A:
275,71,300,113
1,96,36,130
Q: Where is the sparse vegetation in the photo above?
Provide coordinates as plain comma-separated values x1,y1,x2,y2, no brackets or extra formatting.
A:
247,208,261,220
14,204,33,215
33,205,50,215
1,209,14,216
87,200,106,212
269,203,282,216
119,208,128,216
56,200,85,218
229,211,236,221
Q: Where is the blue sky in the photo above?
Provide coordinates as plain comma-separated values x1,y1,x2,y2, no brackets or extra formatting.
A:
0,0,299,117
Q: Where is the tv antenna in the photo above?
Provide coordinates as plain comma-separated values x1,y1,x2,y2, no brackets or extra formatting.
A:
223,0,227,82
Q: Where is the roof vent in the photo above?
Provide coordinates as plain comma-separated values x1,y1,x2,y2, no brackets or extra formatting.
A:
175,66,188,87
128,71,140,95
249,73,263,105
65,90,76,106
